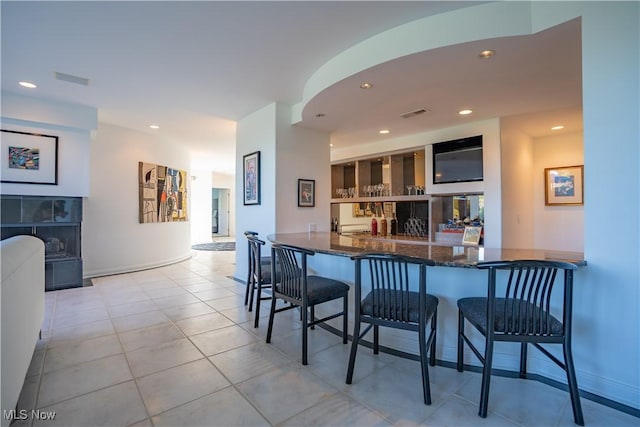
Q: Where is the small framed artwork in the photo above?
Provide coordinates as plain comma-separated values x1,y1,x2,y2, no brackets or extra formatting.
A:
298,179,315,207
1,129,59,185
243,151,260,205
462,226,482,246
545,165,584,206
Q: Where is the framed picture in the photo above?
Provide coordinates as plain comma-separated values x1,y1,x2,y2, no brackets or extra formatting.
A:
544,165,584,206
243,151,260,205
1,129,58,185
298,178,315,207
462,226,482,245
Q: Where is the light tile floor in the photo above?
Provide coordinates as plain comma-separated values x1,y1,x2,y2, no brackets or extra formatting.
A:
13,249,639,427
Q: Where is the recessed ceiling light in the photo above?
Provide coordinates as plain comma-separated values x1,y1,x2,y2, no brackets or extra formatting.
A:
479,50,495,59
360,82,373,89
149,125,159,129
551,125,564,130
19,81,37,89
330,143,334,147
459,109,473,115
379,129,390,134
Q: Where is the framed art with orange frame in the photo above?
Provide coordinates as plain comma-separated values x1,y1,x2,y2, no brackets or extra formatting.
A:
545,165,584,206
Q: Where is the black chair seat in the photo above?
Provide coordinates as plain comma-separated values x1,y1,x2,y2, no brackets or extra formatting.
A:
458,297,563,336
306,276,350,306
362,289,438,323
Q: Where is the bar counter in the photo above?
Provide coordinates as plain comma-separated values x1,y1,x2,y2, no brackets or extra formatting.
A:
265,231,587,385
267,232,586,267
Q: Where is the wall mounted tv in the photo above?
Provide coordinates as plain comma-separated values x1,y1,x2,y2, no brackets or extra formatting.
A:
432,135,483,184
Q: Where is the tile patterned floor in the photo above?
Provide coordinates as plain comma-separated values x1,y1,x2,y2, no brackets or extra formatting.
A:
13,249,639,427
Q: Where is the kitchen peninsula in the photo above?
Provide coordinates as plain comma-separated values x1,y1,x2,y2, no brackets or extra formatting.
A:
268,231,586,267
267,231,586,381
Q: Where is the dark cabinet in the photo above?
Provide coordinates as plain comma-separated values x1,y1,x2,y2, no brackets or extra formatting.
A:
1,195,83,290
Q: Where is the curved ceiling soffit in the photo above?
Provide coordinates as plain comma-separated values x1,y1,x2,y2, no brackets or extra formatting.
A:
291,1,537,125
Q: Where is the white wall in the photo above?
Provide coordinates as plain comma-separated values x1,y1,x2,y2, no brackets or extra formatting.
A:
190,168,213,244
569,1,639,409
83,123,191,277
275,103,331,233
0,93,96,196
234,102,332,281
500,128,536,249
533,132,584,251
234,104,278,281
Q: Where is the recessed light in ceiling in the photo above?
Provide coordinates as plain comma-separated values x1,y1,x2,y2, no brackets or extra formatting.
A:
19,81,37,88
479,50,495,59
379,129,390,134
330,143,334,147
149,125,159,129
459,109,473,115
551,125,564,130
360,82,373,89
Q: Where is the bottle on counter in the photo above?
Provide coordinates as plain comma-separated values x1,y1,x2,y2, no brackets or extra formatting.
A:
371,215,378,236
380,215,387,237
390,214,398,235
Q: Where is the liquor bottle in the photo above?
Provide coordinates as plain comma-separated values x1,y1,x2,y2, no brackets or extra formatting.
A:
380,215,388,237
371,215,378,236
390,214,398,235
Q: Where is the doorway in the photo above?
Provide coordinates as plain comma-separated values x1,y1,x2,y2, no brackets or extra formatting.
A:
212,188,230,236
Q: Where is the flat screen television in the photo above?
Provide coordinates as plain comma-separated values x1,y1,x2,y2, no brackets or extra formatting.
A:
432,135,483,184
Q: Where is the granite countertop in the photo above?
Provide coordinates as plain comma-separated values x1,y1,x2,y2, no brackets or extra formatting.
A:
267,232,586,268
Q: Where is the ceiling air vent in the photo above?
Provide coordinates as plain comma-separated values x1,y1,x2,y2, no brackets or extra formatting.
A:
400,108,429,119
54,72,90,86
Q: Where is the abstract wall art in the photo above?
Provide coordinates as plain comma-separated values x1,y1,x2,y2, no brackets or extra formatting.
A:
138,161,188,223
1,129,58,184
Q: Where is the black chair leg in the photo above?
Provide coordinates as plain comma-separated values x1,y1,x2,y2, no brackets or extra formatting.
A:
418,322,432,405
248,277,255,312
429,308,437,367
564,342,585,426
457,310,464,372
346,319,361,384
265,296,277,343
253,281,262,328
479,335,494,418
342,296,348,344
519,342,528,378
244,274,251,306
301,303,308,365
373,325,379,354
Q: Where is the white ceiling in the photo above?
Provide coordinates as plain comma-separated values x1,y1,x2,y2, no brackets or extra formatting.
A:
1,1,582,174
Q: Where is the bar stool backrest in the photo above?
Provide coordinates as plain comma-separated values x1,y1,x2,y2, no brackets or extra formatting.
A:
271,243,311,302
477,260,578,338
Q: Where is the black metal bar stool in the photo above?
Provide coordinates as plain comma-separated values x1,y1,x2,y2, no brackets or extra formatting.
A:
266,243,349,365
457,260,584,425
244,233,275,328
346,253,439,405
